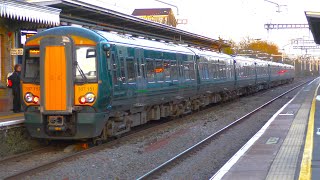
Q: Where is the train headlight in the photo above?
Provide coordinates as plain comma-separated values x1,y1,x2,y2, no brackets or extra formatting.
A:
25,92,33,103
33,96,39,104
79,96,86,104
85,93,95,103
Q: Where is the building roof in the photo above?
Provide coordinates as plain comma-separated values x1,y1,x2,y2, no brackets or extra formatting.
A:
0,0,60,25
29,0,229,50
132,8,172,16
305,11,320,44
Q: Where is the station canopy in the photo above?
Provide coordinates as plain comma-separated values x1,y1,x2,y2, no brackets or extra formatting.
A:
0,0,60,26
30,0,229,50
305,11,320,44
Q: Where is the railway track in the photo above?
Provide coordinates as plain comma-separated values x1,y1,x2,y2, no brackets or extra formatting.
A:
2,79,310,179
3,118,183,179
136,81,309,180
0,147,53,165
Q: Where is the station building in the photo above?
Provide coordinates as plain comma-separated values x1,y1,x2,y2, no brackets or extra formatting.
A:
0,0,60,112
132,8,177,27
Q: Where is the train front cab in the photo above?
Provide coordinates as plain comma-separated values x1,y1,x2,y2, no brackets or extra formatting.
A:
22,30,111,140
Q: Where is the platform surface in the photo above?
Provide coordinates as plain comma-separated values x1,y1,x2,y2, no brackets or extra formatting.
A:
0,112,24,127
211,78,320,180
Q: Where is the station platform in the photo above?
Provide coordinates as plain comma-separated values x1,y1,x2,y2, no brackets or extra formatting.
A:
211,77,320,180
0,112,24,128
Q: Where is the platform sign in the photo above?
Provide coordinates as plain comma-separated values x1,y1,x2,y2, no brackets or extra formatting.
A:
10,48,24,56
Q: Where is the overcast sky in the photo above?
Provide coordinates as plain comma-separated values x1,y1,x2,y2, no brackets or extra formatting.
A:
89,0,320,55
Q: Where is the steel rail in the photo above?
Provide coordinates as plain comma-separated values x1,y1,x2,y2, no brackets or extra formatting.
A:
0,147,53,165
136,81,309,180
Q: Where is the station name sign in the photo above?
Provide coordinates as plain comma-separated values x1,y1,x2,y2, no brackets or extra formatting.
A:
10,48,24,56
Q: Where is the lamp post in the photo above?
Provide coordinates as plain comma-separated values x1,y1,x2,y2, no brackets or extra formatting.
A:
154,0,179,15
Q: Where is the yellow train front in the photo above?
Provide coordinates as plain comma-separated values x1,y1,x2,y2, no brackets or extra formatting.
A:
22,27,112,140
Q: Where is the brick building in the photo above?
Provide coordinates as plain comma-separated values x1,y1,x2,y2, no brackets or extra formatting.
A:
0,0,60,112
132,8,177,27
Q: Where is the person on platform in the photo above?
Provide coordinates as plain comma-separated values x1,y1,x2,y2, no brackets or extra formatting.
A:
9,64,22,113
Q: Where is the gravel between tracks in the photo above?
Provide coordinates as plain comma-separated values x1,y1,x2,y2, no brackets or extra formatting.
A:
25,78,311,179
0,147,72,179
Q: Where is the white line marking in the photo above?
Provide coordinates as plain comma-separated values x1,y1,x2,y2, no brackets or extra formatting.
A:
308,77,320,86
316,128,320,136
0,119,24,127
210,88,301,180
278,114,294,116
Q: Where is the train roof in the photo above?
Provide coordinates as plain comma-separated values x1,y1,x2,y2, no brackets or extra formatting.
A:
96,30,194,55
187,48,232,59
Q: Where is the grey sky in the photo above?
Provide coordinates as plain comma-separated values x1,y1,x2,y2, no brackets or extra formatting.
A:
89,0,320,55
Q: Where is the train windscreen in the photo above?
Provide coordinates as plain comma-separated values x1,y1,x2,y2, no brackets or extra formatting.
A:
74,46,97,83
24,48,40,83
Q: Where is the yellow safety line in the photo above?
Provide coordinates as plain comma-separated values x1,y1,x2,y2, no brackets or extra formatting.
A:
299,82,320,180
0,113,23,120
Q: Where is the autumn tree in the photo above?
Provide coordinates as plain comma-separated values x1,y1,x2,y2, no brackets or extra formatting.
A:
237,37,282,62
222,39,236,55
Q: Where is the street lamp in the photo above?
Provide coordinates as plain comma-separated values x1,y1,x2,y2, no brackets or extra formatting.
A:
154,0,179,15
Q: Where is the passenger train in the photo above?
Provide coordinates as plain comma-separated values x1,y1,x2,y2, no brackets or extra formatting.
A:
21,26,294,143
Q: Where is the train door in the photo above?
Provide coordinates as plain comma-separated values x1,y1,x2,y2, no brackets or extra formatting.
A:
40,36,73,114
110,46,127,98
135,48,147,90
132,48,147,105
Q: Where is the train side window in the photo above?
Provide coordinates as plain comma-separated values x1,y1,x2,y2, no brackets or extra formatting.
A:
189,61,195,80
119,57,126,83
126,57,135,83
155,59,164,82
221,63,226,79
183,61,190,80
208,63,214,79
146,58,155,82
111,53,118,85
214,63,219,79
164,60,171,82
170,60,178,83
199,62,209,80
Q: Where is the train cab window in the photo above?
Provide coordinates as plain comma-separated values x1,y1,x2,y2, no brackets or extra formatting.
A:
126,57,135,83
24,48,40,82
75,46,97,82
